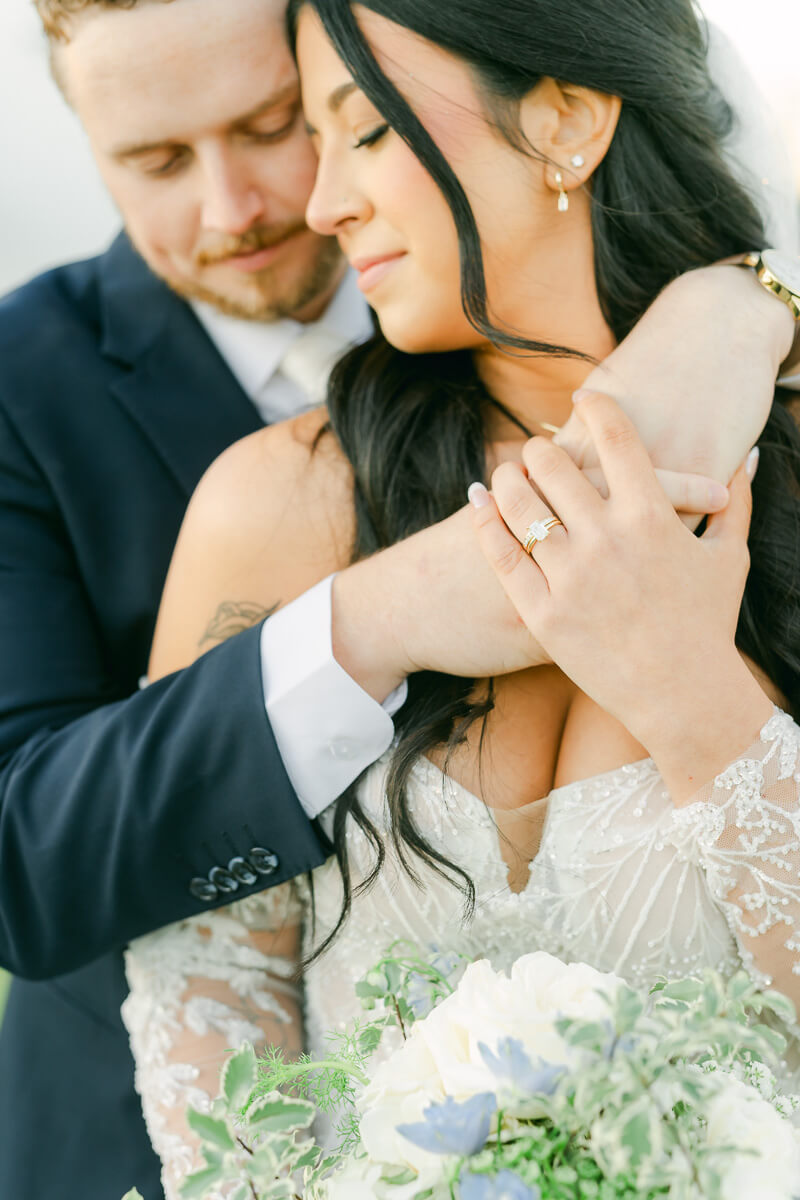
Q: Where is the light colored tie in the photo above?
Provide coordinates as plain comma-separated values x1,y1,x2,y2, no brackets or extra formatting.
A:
276,326,354,406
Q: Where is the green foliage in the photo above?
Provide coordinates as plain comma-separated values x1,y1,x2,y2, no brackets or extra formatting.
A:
120,954,798,1200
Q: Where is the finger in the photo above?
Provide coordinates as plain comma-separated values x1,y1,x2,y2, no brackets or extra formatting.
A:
653,469,729,515
521,436,603,523
490,461,568,561
468,485,549,623
703,454,755,545
572,390,666,504
552,409,593,468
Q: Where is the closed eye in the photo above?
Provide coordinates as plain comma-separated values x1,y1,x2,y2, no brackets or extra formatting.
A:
354,124,389,150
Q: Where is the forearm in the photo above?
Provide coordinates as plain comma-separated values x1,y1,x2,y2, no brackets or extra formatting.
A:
558,264,796,482
632,653,775,807
0,628,325,979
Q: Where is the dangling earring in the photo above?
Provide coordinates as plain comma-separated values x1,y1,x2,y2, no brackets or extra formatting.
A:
555,171,569,213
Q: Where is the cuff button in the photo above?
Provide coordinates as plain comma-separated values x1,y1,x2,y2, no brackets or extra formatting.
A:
229,856,259,886
189,877,219,903
208,866,239,894
250,847,279,875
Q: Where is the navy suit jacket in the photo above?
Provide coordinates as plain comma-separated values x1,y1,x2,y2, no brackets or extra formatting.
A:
0,234,328,1199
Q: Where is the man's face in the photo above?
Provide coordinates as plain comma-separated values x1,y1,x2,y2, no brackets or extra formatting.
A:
59,0,343,321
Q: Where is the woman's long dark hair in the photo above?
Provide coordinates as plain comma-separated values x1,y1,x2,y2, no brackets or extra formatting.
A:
287,0,800,954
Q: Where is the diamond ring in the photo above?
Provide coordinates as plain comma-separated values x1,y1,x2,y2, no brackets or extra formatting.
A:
522,516,563,555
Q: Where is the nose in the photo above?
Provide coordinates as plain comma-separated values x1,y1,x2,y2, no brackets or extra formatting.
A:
305,152,370,238
199,146,266,235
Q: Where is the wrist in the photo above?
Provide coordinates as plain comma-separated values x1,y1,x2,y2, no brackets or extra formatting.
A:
699,261,796,369
331,560,411,704
633,652,774,805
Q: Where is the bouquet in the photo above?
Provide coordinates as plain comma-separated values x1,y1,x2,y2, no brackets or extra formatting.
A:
123,945,800,1200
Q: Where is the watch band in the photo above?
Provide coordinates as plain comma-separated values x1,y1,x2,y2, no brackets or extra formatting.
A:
742,251,800,321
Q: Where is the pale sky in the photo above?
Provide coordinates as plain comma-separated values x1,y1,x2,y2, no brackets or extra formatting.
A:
0,0,798,295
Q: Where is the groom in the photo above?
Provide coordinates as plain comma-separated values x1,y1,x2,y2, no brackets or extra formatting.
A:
0,0,797,1197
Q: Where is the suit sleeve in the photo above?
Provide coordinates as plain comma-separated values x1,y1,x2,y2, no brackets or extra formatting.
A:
0,404,328,981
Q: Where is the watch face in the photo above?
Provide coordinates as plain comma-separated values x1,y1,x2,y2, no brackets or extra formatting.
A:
762,249,800,296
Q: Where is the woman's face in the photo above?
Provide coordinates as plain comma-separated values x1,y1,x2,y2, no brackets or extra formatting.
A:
296,5,591,355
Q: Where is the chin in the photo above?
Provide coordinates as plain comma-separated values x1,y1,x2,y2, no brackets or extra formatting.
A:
375,313,458,356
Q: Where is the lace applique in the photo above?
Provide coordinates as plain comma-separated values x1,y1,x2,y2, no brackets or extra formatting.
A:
666,708,800,996
122,884,303,1200
125,713,800,1194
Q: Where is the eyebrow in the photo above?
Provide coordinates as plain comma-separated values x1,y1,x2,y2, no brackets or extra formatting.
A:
328,81,358,113
110,83,300,159
305,81,361,136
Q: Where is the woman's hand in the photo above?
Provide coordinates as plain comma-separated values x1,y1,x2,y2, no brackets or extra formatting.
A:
470,392,774,799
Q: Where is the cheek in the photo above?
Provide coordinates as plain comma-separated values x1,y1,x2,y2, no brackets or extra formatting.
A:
101,169,199,262
250,128,321,212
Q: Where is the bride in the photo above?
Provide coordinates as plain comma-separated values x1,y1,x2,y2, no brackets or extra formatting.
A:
122,0,800,1192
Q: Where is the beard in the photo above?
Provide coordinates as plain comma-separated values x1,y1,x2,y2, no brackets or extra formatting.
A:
156,224,344,322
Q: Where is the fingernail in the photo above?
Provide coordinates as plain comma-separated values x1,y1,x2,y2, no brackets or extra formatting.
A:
708,481,729,509
468,482,490,509
572,388,592,404
746,447,760,481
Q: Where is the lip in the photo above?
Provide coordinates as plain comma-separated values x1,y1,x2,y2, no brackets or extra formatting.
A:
351,252,406,293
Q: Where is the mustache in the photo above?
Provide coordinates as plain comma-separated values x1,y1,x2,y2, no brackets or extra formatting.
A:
194,220,308,267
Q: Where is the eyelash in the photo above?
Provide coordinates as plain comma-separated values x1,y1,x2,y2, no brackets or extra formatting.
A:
353,124,389,150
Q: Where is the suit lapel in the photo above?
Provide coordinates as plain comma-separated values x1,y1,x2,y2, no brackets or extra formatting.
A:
99,234,264,497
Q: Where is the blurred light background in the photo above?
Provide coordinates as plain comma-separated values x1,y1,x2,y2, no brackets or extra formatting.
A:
0,2,798,1018
0,0,798,297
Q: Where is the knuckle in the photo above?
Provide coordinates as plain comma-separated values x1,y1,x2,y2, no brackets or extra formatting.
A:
503,488,535,525
601,420,637,452
524,436,559,476
494,540,526,578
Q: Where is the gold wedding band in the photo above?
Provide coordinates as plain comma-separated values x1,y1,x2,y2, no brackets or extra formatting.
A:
523,516,563,555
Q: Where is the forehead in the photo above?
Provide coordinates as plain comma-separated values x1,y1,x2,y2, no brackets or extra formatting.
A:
297,6,485,140
62,0,295,147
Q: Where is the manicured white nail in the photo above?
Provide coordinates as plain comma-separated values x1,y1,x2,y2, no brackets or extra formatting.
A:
468,482,490,509
746,447,760,480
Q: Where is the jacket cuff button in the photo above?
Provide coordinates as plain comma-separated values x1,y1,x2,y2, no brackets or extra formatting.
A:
189,877,219,903
250,847,279,875
209,866,239,894
229,856,259,886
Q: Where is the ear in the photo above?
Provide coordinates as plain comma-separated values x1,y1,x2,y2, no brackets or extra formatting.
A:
519,78,622,197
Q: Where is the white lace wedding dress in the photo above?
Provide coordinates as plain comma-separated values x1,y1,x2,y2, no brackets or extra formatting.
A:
122,707,800,1199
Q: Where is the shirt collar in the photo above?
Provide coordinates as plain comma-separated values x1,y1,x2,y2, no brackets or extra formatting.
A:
190,270,373,403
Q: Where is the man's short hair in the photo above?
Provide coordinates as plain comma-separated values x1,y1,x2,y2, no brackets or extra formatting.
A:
34,0,177,43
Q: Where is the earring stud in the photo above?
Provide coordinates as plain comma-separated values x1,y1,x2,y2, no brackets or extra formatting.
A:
570,154,585,169
555,171,569,213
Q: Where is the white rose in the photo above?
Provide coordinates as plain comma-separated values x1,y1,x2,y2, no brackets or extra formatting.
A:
358,952,624,1175
704,1073,800,1200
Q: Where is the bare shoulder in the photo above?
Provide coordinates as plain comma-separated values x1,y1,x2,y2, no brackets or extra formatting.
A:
149,408,356,677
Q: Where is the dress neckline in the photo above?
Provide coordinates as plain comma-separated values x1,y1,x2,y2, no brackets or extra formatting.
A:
412,754,660,897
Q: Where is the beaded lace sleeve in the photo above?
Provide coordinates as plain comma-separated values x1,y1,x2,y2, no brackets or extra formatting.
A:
122,885,304,1200
666,708,800,1003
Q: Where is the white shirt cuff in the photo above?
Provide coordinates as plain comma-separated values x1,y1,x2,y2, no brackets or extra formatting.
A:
259,575,408,818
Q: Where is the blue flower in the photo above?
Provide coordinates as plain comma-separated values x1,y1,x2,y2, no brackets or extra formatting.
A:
459,1167,541,1200
478,1038,565,1096
396,1092,497,1157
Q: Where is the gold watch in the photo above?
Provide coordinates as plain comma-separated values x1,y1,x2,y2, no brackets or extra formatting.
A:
741,250,800,321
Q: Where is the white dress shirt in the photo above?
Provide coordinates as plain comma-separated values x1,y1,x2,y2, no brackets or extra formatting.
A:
192,275,406,819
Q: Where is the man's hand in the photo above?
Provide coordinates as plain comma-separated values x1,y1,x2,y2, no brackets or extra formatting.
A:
332,506,544,702
555,264,795,483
